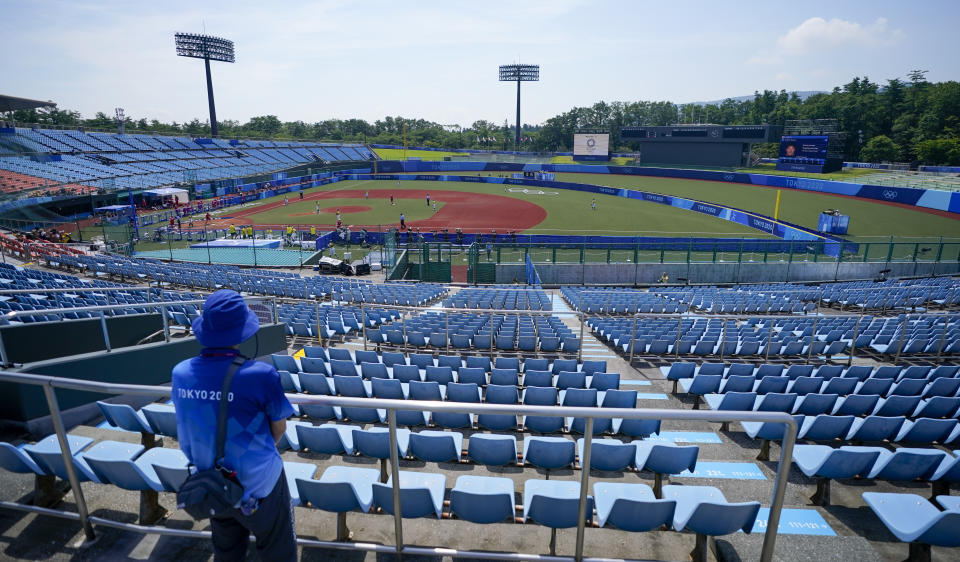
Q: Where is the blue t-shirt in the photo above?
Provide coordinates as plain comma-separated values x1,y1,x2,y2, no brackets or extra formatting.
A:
172,350,294,502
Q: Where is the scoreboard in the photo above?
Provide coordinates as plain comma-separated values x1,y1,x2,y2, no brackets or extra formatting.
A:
618,125,780,168
573,133,610,161
621,125,779,143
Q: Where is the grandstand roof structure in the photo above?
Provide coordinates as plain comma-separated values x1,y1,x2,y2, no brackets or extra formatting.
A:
0,94,56,113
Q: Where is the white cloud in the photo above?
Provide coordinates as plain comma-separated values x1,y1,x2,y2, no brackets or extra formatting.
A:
749,17,905,65
779,17,904,54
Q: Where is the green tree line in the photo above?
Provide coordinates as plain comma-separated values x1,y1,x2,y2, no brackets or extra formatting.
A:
9,71,960,165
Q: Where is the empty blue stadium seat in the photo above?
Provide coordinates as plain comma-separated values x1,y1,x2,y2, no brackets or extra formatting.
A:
408,430,463,463
594,482,677,531
425,366,454,385
97,401,153,434
456,367,486,386
863,492,960,559
450,475,515,524
271,354,300,373
330,359,360,378
85,447,189,492
490,368,519,386
300,357,330,376
858,447,947,481
523,479,593,528
577,438,635,472
393,364,422,383
662,485,761,556
478,384,518,431
296,465,377,513
792,444,883,505
523,436,575,469
522,386,562,433
352,427,410,459
140,404,178,437
296,424,356,455
467,434,518,466
523,370,553,388
635,442,699,497
361,362,390,380
556,371,586,390
895,418,958,444
437,355,462,372
373,471,446,519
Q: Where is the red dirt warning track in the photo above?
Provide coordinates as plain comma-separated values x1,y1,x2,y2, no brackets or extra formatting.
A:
214,189,547,233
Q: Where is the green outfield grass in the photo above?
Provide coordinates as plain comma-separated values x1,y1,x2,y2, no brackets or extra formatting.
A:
241,179,769,237
225,173,960,242
736,163,880,181
549,173,960,239
372,148,471,161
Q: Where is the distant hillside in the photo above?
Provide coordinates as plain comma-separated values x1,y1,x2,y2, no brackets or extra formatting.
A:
690,91,827,105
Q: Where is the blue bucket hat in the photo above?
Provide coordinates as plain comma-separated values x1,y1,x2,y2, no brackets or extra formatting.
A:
192,290,260,348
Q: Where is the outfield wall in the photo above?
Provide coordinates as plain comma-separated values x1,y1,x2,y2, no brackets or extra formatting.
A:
343,172,853,257
495,260,960,286
376,160,960,215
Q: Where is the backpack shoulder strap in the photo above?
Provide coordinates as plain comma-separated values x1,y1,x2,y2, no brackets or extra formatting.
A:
214,356,247,466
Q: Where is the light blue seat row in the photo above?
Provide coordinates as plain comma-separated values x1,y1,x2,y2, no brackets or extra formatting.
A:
863,492,960,561
97,401,178,438
287,424,681,473
792,444,959,506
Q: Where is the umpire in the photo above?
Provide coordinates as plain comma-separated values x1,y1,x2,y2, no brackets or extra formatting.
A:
172,290,296,561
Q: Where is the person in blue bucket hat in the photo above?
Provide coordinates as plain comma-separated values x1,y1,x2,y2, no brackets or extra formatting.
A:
172,290,296,561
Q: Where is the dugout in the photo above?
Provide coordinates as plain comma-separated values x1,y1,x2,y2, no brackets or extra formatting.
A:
142,187,189,207
621,125,780,168
93,205,133,226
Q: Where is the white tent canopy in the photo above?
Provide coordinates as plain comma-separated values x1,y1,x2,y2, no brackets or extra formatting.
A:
143,187,189,204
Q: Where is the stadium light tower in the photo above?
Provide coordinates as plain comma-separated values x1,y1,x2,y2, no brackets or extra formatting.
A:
174,33,235,137
499,63,539,151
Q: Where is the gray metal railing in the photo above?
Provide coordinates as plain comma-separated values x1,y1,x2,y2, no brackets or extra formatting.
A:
0,369,797,562
352,302,958,368
573,288,827,317
576,310,960,367
357,301,587,361
0,296,276,367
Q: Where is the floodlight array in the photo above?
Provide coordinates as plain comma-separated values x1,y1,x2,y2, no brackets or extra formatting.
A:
499,64,539,82
174,33,236,63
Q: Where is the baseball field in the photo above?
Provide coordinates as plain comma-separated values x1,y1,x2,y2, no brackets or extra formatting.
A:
206,175,960,243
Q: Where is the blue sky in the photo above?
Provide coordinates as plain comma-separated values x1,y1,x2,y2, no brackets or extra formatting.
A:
2,0,957,126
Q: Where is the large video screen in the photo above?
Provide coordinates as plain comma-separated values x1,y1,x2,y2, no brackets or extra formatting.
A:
779,135,828,159
573,133,610,161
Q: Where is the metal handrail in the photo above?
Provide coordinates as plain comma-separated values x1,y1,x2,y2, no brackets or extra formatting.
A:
359,302,578,318
2,299,208,319
357,301,587,360
573,288,825,317
0,287,156,295
360,302,958,322
0,368,796,562
0,296,277,366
